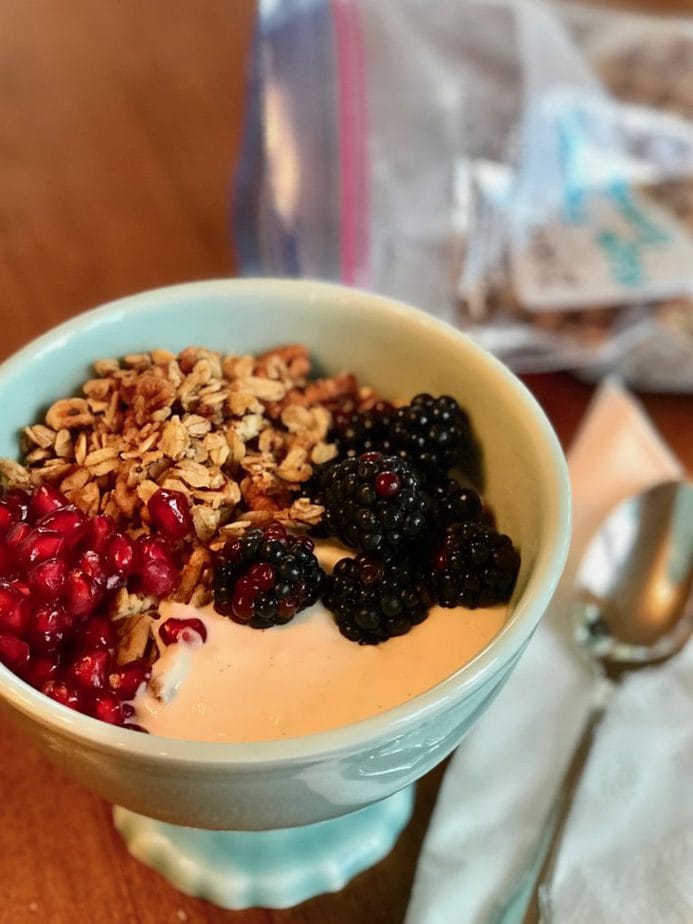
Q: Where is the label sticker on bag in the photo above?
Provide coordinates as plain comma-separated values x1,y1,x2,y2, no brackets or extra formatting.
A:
510,182,693,311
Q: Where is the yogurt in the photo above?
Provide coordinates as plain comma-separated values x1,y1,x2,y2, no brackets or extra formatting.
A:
133,598,507,742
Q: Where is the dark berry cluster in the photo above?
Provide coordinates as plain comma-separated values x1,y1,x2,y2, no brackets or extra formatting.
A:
324,553,432,645
318,453,432,553
431,521,521,609
213,522,324,629
331,393,481,483
313,391,521,642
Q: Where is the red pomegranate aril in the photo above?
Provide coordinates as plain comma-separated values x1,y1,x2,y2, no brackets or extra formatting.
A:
28,603,72,652
0,539,12,576
0,500,19,535
133,534,175,570
17,528,65,568
246,562,275,592
66,649,111,691
62,569,100,620
0,583,22,621
5,521,32,558
92,691,126,725
0,596,32,638
29,484,69,521
81,514,115,554
148,488,193,541
159,617,207,646
109,658,151,699
24,654,61,689
37,506,87,547
72,615,117,652
42,680,82,710
28,557,67,600
76,550,107,589
104,533,133,576
9,578,31,596
0,633,31,672
139,558,177,597
3,488,30,522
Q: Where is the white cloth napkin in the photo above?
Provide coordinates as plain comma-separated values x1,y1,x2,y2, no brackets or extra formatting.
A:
404,378,689,924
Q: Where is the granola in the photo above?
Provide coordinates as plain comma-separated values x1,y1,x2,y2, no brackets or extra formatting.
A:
0,344,376,630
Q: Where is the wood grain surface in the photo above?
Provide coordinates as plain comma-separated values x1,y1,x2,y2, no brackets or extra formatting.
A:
0,3,691,924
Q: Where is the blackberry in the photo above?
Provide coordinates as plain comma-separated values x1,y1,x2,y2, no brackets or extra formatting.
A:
386,394,482,483
431,521,520,609
319,452,432,553
429,479,489,528
213,522,325,629
324,553,432,644
330,401,394,458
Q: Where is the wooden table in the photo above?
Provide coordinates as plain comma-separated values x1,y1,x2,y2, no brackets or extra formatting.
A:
0,3,691,923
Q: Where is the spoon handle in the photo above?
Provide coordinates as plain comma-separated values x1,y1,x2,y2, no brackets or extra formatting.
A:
520,702,607,924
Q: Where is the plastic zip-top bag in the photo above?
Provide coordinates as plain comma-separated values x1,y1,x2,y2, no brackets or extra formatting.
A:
234,0,693,391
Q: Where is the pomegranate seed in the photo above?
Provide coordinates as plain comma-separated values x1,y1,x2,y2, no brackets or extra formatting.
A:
28,557,67,600
36,506,87,547
159,617,207,646
139,558,177,597
80,514,115,553
132,534,175,570
24,653,61,689
76,550,107,589
72,615,117,652
0,539,12,576
66,649,111,690
246,562,275,592
109,658,151,698
104,533,133,577
9,578,31,596
0,595,31,638
148,488,193,541
42,680,82,710
17,528,65,568
0,633,31,672
0,583,22,622
360,451,382,462
62,569,100,620
374,471,401,498
29,484,69,521
92,691,126,725
28,604,72,652
4,488,30,522
0,501,19,535
5,521,32,559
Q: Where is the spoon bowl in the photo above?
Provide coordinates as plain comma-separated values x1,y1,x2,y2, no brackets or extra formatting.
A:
575,479,693,667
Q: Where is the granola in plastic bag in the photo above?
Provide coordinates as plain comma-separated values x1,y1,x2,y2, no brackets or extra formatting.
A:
234,0,693,392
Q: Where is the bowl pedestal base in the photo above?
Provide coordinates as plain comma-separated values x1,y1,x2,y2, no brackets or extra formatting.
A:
113,784,415,909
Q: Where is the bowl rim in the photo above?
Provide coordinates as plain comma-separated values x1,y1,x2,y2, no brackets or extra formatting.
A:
0,278,571,766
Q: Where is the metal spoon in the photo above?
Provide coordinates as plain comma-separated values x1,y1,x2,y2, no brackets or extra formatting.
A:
500,479,693,924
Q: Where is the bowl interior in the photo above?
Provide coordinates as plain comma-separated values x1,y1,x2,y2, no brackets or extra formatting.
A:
0,279,570,760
